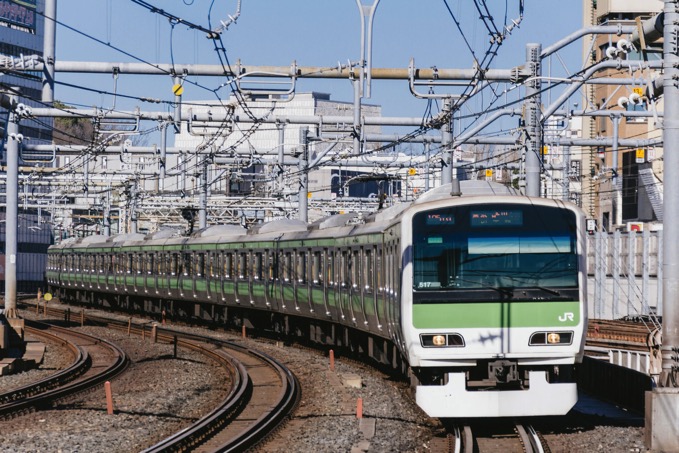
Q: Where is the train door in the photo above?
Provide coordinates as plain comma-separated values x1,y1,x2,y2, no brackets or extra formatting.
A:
350,247,364,326
311,249,326,315
282,251,294,310
236,250,247,305
263,250,273,309
294,250,309,313
375,244,385,330
245,251,254,305
196,251,206,299
364,246,378,330
86,254,93,289
206,251,215,300
339,249,352,322
253,251,264,306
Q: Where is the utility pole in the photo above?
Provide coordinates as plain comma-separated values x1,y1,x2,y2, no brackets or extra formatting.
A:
298,127,309,222
441,98,453,187
42,0,56,103
646,2,679,451
199,158,207,230
525,43,542,197
3,91,19,318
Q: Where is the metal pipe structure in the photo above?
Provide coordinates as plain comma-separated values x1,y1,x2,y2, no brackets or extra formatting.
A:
541,25,636,58
199,159,207,229
16,134,661,157
542,60,663,120
611,116,622,227
629,13,664,46
525,43,542,197
441,98,452,186
3,93,18,317
47,61,519,81
647,6,679,450
660,0,679,388
41,0,56,103
298,127,309,222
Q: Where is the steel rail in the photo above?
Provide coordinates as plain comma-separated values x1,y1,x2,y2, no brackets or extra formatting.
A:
0,319,129,417
29,304,300,452
0,326,87,407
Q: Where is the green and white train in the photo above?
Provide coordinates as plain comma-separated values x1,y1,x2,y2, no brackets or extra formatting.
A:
47,181,587,418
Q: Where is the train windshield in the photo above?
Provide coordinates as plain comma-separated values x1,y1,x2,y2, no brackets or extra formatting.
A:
412,203,578,299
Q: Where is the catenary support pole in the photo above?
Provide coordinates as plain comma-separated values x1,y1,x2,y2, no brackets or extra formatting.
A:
525,43,542,197
298,127,309,222
646,1,679,451
441,98,452,186
199,158,207,229
4,92,18,317
41,0,56,103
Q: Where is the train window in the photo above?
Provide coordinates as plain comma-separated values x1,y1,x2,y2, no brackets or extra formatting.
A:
296,251,306,284
254,253,263,280
326,250,335,284
341,251,348,286
197,253,205,277
351,249,360,287
365,248,374,291
312,251,321,284
170,254,178,275
148,254,154,274
126,254,132,274
238,253,246,279
283,252,292,282
183,253,192,276
376,248,383,291
412,204,578,293
267,251,276,281
225,253,233,279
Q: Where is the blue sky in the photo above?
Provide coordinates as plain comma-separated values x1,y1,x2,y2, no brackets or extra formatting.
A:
52,1,584,138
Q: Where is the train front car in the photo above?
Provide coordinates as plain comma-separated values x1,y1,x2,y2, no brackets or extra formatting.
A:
401,193,587,418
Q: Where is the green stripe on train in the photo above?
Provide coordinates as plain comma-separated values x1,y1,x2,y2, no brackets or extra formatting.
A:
412,301,581,328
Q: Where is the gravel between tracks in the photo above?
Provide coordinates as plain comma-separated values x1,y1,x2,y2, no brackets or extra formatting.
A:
1,302,648,452
0,312,230,452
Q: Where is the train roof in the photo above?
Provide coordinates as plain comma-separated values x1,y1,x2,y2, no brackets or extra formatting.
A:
50,180,576,252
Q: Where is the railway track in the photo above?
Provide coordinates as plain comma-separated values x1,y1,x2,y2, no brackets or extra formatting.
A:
0,320,129,418
429,421,549,453
22,302,300,452
587,318,660,352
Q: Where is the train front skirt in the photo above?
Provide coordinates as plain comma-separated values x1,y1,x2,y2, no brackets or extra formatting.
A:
416,371,578,418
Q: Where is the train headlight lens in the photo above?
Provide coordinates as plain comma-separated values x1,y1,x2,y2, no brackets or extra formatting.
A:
420,334,465,347
547,333,560,344
432,335,446,346
529,331,574,346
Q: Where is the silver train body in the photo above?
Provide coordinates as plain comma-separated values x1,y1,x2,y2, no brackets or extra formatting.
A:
47,181,587,418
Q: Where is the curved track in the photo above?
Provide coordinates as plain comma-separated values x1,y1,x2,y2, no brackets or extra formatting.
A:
25,303,300,452
430,421,549,453
0,320,129,418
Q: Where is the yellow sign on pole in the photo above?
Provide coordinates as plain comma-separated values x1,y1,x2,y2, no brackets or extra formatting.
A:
172,84,184,96
636,148,645,163
408,168,417,176
485,169,493,178
633,87,644,96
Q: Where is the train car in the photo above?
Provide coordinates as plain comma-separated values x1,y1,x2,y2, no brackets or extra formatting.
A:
46,181,587,418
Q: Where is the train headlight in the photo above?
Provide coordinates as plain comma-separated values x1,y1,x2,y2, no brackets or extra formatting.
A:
420,333,465,347
529,331,574,346
432,335,446,346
